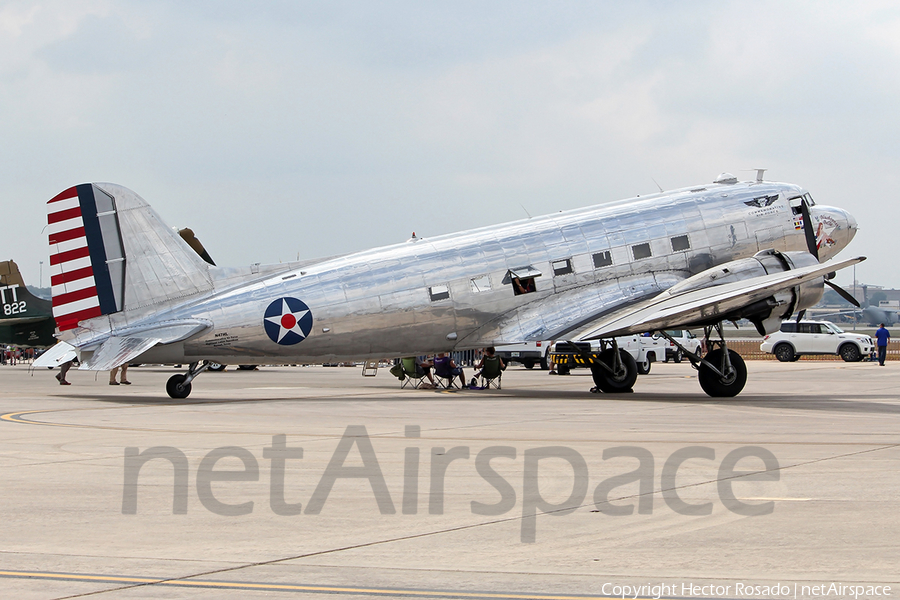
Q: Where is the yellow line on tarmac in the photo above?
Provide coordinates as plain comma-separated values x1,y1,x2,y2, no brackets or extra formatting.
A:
0,409,85,428
0,569,621,599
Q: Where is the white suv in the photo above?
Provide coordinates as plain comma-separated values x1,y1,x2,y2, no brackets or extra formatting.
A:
760,320,873,362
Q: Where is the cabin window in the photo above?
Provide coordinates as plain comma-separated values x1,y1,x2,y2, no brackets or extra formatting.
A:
592,251,612,268
470,275,491,293
428,284,450,301
503,266,542,296
788,193,816,214
632,243,652,260
552,259,573,276
512,277,536,295
671,235,690,252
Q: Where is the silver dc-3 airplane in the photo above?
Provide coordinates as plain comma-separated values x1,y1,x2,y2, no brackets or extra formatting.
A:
35,171,863,398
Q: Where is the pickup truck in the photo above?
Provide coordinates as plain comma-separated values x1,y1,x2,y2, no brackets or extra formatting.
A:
656,329,703,362
494,340,551,370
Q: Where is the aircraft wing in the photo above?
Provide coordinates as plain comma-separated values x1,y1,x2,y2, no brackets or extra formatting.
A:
577,256,865,340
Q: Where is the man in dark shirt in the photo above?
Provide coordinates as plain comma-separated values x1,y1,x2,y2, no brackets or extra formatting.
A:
875,323,891,366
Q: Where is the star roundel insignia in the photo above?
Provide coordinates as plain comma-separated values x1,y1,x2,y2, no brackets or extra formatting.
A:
263,297,313,346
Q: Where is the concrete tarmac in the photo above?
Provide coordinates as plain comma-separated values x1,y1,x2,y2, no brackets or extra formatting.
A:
0,360,898,599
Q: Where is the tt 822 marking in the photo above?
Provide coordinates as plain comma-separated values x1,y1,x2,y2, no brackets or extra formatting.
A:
3,301,26,316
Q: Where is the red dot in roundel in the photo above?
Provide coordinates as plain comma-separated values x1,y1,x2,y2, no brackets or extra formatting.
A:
281,313,297,329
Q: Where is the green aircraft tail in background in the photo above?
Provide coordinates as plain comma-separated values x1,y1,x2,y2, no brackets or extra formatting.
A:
0,260,56,348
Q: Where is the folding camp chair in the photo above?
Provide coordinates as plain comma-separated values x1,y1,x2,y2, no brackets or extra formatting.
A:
399,357,429,389
432,356,461,389
477,355,503,389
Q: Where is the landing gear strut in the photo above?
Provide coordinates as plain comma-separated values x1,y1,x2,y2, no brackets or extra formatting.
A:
166,361,210,399
589,340,638,393
694,323,747,397
657,323,747,397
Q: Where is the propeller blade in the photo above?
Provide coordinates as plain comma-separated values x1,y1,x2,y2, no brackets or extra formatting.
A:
825,279,861,307
799,198,819,260
795,309,806,323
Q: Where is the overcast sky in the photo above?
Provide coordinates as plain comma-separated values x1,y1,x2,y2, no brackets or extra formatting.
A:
3,1,899,292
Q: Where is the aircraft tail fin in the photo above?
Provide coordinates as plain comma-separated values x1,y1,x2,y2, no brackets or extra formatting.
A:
0,260,26,288
0,259,52,322
47,184,214,332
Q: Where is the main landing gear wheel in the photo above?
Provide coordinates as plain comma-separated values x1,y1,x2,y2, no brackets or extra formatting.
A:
166,374,192,399
698,349,747,397
591,349,638,393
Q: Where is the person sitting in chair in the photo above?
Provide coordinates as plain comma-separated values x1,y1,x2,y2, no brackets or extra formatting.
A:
469,346,506,388
473,347,505,378
433,352,467,388
415,356,437,388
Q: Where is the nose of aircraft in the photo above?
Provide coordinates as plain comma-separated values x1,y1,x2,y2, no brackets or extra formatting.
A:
810,205,858,261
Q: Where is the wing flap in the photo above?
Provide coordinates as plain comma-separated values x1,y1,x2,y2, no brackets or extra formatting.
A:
578,256,865,340
80,336,160,371
33,341,78,368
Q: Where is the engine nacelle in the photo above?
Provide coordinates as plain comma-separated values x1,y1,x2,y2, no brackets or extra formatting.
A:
668,250,824,335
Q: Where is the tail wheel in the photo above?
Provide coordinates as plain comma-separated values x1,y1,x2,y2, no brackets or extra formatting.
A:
839,343,861,362
591,349,638,393
166,374,192,399
773,343,795,362
698,349,747,397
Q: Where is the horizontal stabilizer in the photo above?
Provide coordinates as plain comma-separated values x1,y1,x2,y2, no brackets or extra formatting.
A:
80,336,160,371
33,341,78,368
578,256,865,340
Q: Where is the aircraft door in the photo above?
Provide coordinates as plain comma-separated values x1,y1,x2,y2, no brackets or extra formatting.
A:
755,226,785,252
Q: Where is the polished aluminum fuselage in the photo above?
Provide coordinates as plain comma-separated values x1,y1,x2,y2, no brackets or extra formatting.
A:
132,180,854,364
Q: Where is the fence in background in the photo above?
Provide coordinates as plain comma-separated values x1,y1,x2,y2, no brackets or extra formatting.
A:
726,339,899,361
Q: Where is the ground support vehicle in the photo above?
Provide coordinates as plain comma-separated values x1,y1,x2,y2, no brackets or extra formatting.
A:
551,335,664,376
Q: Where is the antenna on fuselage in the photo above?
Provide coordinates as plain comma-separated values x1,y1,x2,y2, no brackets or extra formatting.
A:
651,177,664,193
739,168,767,183
520,204,532,219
